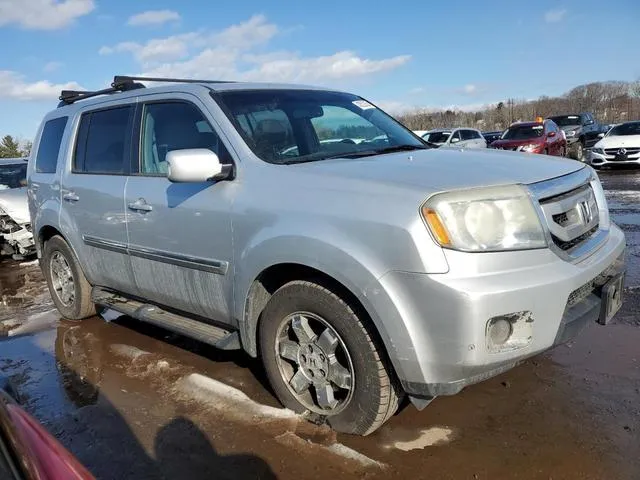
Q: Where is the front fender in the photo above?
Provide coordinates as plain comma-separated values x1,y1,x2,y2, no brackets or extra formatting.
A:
235,227,419,384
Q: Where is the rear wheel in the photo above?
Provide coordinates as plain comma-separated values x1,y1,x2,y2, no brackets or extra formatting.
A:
43,235,95,320
259,281,400,435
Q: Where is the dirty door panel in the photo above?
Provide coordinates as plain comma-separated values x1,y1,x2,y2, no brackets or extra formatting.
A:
125,98,235,324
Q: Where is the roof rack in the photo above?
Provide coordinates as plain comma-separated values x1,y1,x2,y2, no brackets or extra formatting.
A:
112,75,236,87
58,75,236,108
57,79,145,107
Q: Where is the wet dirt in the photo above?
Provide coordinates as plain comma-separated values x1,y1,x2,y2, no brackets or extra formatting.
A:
0,169,639,479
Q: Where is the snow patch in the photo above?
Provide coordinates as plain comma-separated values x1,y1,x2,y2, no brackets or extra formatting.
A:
5,309,58,337
391,426,455,451
177,373,298,421
109,344,151,360
326,442,386,468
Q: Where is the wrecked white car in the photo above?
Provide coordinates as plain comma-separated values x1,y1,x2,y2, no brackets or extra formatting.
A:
0,158,34,260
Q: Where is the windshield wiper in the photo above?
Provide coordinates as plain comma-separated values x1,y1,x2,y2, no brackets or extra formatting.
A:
279,144,427,165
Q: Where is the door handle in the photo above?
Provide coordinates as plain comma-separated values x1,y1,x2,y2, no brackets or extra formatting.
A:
63,192,79,202
128,199,153,212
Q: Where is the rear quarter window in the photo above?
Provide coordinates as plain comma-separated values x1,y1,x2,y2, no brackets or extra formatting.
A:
35,116,68,173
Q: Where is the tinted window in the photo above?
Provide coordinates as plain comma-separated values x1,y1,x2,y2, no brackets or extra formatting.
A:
502,125,544,140
35,117,67,173
424,131,451,143
608,122,640,136
139,102,230,175
74,106,133,174
549,115,581,127
460,129,477,140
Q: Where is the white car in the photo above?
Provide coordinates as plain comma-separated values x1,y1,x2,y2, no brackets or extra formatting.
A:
422,128,487,149
412,129,430,138
589,121,640,169
0,158,35,260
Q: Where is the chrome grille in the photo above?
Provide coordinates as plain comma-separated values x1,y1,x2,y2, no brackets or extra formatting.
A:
604,147,640,156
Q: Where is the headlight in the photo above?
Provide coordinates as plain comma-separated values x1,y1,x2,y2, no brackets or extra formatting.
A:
518,144,541,152
421,185,546,252
565,130,577,137
589,169,610,229
591,147,604,155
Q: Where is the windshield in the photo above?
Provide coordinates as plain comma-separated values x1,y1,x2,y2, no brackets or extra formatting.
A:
0,163,27,190
215,90,424,164
502,125,544,140
423,131,451,143
608,122,640,137
549,115,581,127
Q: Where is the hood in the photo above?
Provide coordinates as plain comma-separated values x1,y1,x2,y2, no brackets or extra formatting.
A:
291,148,584,194
559,125,580,132
0,187,30,224
491,137,543,148
595,135,640,149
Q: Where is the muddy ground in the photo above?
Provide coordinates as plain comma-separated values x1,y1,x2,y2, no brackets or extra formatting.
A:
1,169,639,480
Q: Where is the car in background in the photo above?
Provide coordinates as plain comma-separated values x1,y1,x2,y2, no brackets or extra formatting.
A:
0,378,93,479
548,113,603,161
0,158,35,260
421,128,487,149
412,130,430,138
482,131,503,145
489,119,566,156
589,121,640,169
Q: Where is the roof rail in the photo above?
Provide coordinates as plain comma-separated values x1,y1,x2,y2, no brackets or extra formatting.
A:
57,79,145,107
112,75,236,86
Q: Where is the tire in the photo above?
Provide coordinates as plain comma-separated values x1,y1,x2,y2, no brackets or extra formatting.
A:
259,280,400,435
43,235,95,320
575,140,585,162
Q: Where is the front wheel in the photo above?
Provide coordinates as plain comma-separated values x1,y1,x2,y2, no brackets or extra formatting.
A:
259,281,400,435
574,141,585,161
43,235,96,320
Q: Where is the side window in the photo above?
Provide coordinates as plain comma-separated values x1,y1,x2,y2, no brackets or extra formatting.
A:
74,106,134,174
450,130,461,142
473,130,483,139
140,102,230,175
35,117,67,173
460,129,474,141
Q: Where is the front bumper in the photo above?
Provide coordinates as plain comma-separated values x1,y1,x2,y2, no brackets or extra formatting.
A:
378,224,626,399
590,150,640,167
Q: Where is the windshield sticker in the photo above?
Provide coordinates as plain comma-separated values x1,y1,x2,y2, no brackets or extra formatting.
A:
568,116,579,119
353,100,375,110
532,126,543,130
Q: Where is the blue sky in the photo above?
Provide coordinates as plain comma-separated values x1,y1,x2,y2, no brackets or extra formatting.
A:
0,0,638,140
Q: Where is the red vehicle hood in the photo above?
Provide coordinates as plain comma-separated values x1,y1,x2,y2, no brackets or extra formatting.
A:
0,392,94,479
491,138,544,149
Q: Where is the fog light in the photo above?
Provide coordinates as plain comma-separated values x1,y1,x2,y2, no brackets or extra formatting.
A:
485,311,533,353
488,318,512,345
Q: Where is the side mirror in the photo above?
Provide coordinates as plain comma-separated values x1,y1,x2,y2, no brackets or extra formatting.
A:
547,131,556,138
597,132,605,138
167,149,230,183
450,137,460,144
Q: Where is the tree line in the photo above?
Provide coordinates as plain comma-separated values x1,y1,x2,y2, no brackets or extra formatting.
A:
398,80,640,132
0,135,31,158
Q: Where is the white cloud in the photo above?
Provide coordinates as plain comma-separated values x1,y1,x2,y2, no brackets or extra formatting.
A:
544,8,567,23
0,71,82,101
409,87,425,94
460,84,477,95
43,61,62,73
0,0,94,30
101,15,410,84
127,9,180,27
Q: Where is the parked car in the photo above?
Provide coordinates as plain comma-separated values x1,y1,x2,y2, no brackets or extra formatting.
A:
422,128,487,149
482,131,503,145
0,377,93,479
28,75,625,436
548,113,604,161
589,121,640,169
412,129,430,138
0,158,35,260
489,119,567,156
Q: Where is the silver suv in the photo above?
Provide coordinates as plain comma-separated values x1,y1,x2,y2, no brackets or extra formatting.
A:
28,76,626,435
